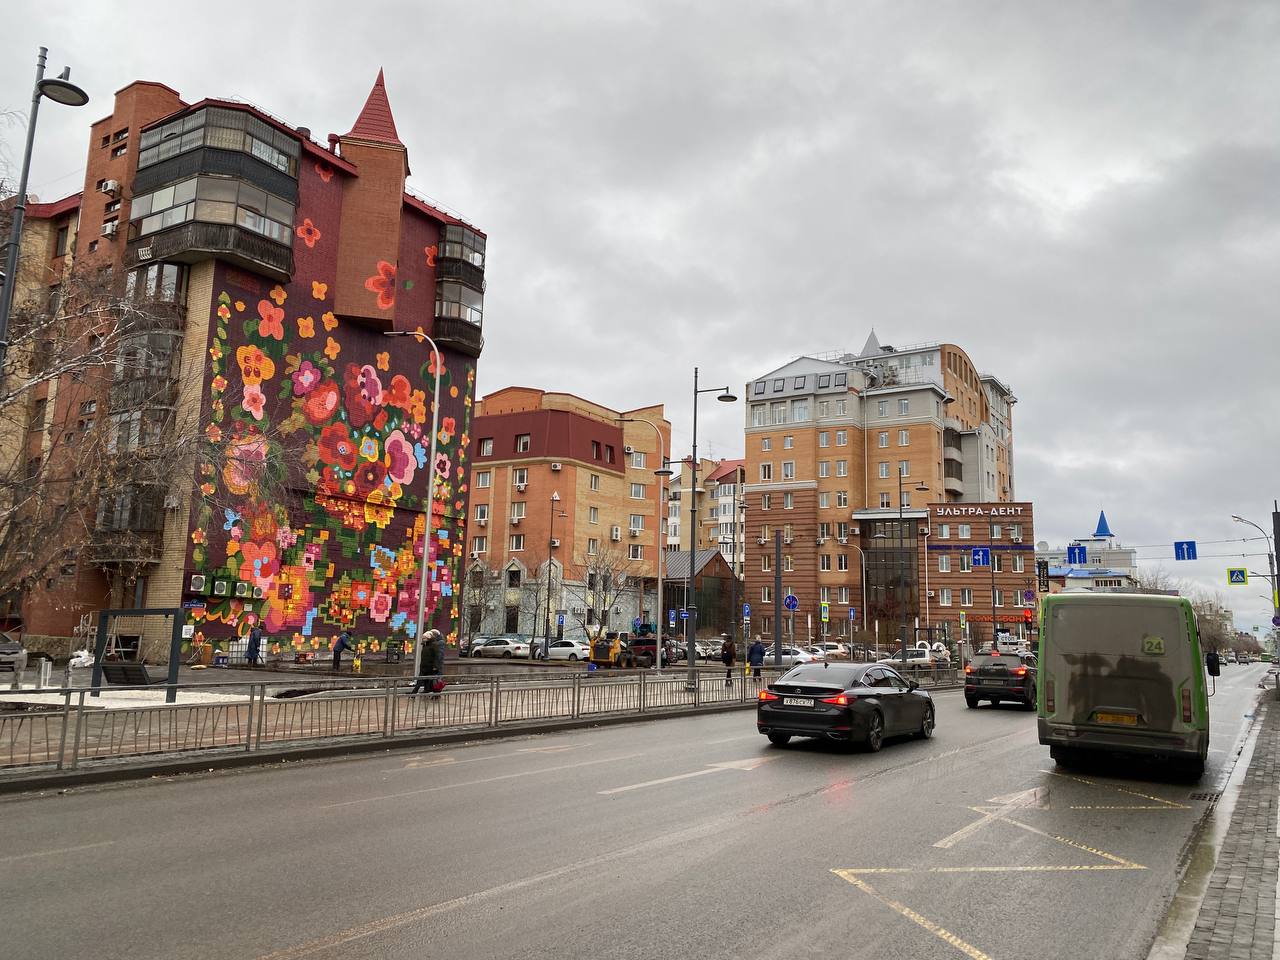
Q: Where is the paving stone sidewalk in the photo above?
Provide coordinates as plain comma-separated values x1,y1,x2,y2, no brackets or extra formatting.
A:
1185,698,1279,960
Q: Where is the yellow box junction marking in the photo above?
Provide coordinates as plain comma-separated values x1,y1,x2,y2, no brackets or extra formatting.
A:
1041,769,1190,810
832,873,994,960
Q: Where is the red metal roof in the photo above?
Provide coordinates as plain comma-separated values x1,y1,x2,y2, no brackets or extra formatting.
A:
22,192,81,219
705,459,745,484
343,69,403,146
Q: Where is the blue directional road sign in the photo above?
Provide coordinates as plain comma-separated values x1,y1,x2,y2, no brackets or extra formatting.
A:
971,547,991,567
633,617,643,630
849,607,857,622
742,603,751,619
1227,568,1248,585
1066,545,1087,565
680,609,690,620
783,594,799,611
1174,540,1198,561
557,613,565,626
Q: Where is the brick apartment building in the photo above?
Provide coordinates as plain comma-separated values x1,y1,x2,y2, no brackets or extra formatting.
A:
1,72,485,659
742,335,1032,649
462,388,669,644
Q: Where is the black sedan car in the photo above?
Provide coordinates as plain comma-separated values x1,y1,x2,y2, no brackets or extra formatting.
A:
964,650,1037,710
757,662,935,752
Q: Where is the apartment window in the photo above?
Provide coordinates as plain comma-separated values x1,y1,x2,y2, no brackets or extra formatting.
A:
605,445,616,463
630,450,647,469
961,588,973,607
939,588,952,607
818,461,830,479
629,514,644,532
838,586,850,604
899,399,910,415
751,405,767,427
835,400,846,415
628,544,644,560
835,460,848,478
590,473,600,491
994,588,1004,607
754,381,766,396
588,538,599,555
1013,555,1025,573
819,431,829,448
899,460,909,477
1010,524,1023,540
784,524,794,540
993,554,1003,573
878,432,889,448
938,555,950,573
474,504,489,522
820,586,831,602
510,534,525,551
900,491,911,509
879,493,891,508
783,435,794,449
54,226,69,257
958,523,971,538
791,376,805,389
837,554,849,572
820,555,831,572
819,522,831,539
761,555,771,572
515,433,531,453
470,470,490,492
878,400,888,417
772,378,785,392
478,438,493,456
760,463,773,481
761,438,771,452
781,461,795,480
899,429,910,446
770,402,787,425
878,462,889,479
589,506,599,524
591,440,602,459
472,536,487,553
783,492,794,510
836,430,847,445
762,586,773,603
510,502,527,521
784,555,794,572
959,552,972,572
992,524,1002,539
818,492,830,509
817,401,830,418
630,483,646,499
760,493,771,510
937,523,949,539
836,491,849,508
792,400,808,421
513,468,529,486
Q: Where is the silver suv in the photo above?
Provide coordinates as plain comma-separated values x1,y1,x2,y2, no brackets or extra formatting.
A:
0,634,28,677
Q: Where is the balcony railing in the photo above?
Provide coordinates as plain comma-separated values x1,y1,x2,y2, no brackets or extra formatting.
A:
127,221,293,281
109,374,178,414
432,314,484,358
435,255,486,291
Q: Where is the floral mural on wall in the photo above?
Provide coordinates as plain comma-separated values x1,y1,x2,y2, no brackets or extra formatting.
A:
186,271,474,659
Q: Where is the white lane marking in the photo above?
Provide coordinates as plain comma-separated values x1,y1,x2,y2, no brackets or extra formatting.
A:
933,788,1048,849
380,743,590,772
0,840,116,864
598,755,778,795
705,734,757,745
323,754,643,809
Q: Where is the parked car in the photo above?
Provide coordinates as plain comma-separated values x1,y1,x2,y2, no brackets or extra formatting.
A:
627,637,680,668
462,635,495,657
539,639,591,661
813,642,850,659
965,650,1037,709
769,646,819,667
877,648,943,669
757,661,935,751
0,634,27,676
802,645,829,660
470,637,530,658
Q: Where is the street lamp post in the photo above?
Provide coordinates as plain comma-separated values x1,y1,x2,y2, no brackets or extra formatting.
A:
896,471,929,666
989,513,999,647
685,367,736,689
0,48,89,372
1232,514,1279,629
542,491,565,660
383,330,442,676
619,416,668,668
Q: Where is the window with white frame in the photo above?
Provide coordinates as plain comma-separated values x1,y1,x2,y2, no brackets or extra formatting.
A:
878,400,888,416
835,399,846,415
959,552,971,572
879,462,889,479
880,493,891,508
819,522,831,538
836,490,849,507
993,554,1003,573
515,433,531,453
770,402,787,425
820,586,831,602
1013,554,1025,573
476,470,491,489
899,429,910,446
762,585,772,603
937,523,949,539
751,404,767,427
761,437,771,451
472,536,487,553
836,430,847,445
628,544,644,560
817,400,829,418
838,586,850,603
510,534,525,551
994,588,1004,607
836,460,848,477
587,537,599,555
513,467,528,486
784,555,794,572
819,431,830,448
938,555,951,572
900,491,911,509
938,588,952,606
761,493,771,509
818,461,830,478
760,463,773,481
818,492,830,508
820,554,831,571
961,588,973,606
783,435,794,449
510,502,526,521
899,460,909,477
475,504,489,522
1010,524,1023,540
992,523,1002,538
837,554,849,571
899,398,910,414
782,461,795,480
589,506,599,524
479,438,494,456
631,483,646,499
629,514,644,532
958,523,971,538
590,473,600,491
792,400,808,421
878,431,889,448
630,450,647,469
761,555,771,572
783,492,794,509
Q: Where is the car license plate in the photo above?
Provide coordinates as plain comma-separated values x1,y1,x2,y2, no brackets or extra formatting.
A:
1095,712,1138,726
783,697,814,708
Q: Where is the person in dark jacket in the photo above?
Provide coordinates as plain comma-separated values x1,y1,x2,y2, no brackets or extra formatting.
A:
246,623,263,667
412,629,447,696
720,633,736,686
748,637,766,679
333,630,354,671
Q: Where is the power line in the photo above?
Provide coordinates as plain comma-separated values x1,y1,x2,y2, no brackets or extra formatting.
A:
1128,536,1268,550
1137,552,1270,561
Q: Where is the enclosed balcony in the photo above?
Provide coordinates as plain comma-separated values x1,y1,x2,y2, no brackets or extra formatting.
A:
432,315,484,358
127,221,293,281
943,460,965,496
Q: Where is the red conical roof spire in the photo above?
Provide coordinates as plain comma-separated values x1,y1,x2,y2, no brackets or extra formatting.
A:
344,68,403,146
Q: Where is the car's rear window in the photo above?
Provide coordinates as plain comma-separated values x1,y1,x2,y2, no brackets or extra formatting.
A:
782,664,865,686
971,654,1019,667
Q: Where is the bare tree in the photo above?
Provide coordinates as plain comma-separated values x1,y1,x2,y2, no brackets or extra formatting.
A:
460,562,503,647
1133,565,1186,596
563,544,639,640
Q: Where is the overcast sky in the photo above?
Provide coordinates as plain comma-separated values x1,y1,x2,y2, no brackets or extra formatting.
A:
4,2,1278,629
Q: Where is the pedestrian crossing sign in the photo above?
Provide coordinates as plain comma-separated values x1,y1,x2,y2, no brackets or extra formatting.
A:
1227,568,1248,585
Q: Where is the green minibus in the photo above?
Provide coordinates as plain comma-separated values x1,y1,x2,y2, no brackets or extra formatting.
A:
1037,593,1215,779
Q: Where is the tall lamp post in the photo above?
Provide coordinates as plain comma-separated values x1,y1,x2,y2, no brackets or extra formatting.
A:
618,416,668,667
383,330,442,676
542,491,566,660
685,367,736,689
0,48,89,372
896,470,929,666
1232,514,1279,630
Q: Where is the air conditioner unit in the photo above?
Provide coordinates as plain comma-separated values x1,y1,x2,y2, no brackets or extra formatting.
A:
235,581,250,597
100,179,119,196
252,585,265,599
611,526,622,541
851,525,860,535
213,580,230,596
816,537,826,545
100,221,118,237
510,516,522,525
572,606,585,615
1011,535,1022,542
837,537,848,545
629,528,642,537
623,445,634,455
550,462,562,471
189,574,207,593
927,590,935,598
477,517,487,527
516,483,527,492
470,550,482,559
550,538,561,548
784,536,794,544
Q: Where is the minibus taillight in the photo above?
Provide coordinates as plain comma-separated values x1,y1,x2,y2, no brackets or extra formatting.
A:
1046,679,1055,713
1182,688,1192,724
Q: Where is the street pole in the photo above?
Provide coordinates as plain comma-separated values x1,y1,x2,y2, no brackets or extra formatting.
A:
618,416,667,667
0,48,88,373
990,513,998,648
773,528,783,667
898,471,907,667
543,490,561,660
1233,511,1279,631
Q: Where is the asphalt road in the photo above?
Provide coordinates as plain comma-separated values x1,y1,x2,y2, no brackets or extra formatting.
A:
1,663,1270,960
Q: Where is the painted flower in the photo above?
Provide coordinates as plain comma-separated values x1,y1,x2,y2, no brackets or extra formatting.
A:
302,380,340,425
209,343,222,362
441,416,456,437
342,363,378,429
359,435,380,462
291,359,322,396
242,384,267,420
324,336,341,361
426,351,443,377
312,280,327,300
200,482,216,496
424,244,437,267
364,260,397,310
314,162,333,183
354,459,388,498
359,364,383,405
369,592,391,622
223,435,269,496
235,300,245,312
319,422,358,471
297,315,315,338
205,423,222,443
322,311,338,331
376,351,390,372
239,540,280,592
269,285,288,306
385,430,416,486
236,345,276,386
211,374,228,393
265,565,313,632
275,526,298,550
297,219,321,248
258,299,285,340
386,374,413,411
434,452,451,480
191,528,206,545
217,304,231,321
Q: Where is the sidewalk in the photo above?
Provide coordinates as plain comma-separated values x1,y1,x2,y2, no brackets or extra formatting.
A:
1183,698,1279,960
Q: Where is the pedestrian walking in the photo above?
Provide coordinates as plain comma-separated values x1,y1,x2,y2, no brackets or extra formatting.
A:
246,623,263,667
720,632,735,686
333,629,354,671
748,636,766,680
412,629,447,697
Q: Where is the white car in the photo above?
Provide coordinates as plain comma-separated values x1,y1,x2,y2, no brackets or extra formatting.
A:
878,649,942,668
813,642,849,659
539,639,591,662
802,645,829,660
471,637,530,659
770,646,819,667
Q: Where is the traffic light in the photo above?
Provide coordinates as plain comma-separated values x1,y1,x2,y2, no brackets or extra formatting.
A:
1023,607,1034,626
